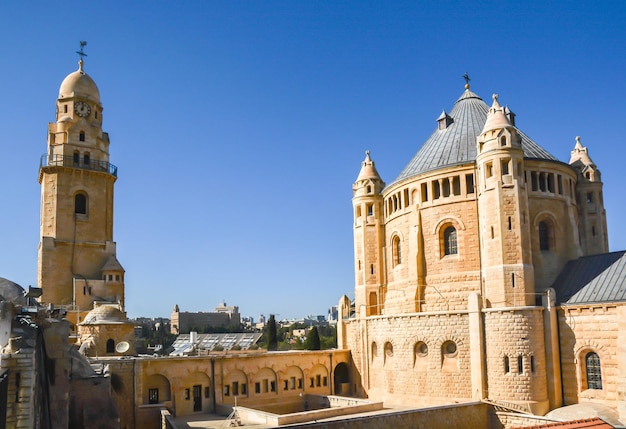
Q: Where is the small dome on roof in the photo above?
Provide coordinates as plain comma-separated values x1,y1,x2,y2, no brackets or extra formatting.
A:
80,305,128,325
59,60,100,103
0,277,26,306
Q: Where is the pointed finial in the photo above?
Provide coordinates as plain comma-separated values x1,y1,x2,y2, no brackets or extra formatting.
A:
574,136,585,150
491,93,502,108
463,72,471,89
76,41,87,73
365,150,371,161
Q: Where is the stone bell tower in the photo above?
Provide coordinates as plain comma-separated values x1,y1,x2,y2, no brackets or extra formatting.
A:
38,46,125,320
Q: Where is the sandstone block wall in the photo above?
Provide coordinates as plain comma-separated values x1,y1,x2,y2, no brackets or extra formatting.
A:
483,308,548,413
558,304,621,409
97,349,354,428
343,311,472,406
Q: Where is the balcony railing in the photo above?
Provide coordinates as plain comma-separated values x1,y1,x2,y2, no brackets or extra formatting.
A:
40,154,118,177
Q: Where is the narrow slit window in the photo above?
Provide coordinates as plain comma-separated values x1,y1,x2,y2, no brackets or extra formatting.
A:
539,221,550,251
465,174,474,194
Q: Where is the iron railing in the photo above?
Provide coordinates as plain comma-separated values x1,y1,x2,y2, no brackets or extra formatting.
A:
40,153,117,177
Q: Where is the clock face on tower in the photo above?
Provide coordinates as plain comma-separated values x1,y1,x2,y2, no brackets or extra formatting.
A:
74,101,91,117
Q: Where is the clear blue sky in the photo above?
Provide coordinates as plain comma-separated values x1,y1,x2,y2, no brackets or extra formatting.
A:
1,1,625,320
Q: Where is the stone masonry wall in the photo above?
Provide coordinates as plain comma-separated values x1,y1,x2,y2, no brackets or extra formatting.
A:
344,311,472,406
483,308,548,414
558,304,621,409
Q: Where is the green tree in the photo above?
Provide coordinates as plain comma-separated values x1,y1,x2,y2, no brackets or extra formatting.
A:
266,314,278,351
304,326,321,350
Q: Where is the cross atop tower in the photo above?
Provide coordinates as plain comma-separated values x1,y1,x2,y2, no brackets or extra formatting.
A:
462,72,471,89
76,41,88,72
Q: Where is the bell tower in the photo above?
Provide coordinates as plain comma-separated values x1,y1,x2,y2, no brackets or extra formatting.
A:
352,151,385,316
38,45,124,316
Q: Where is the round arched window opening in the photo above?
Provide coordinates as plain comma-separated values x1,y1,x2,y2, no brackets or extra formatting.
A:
415,341,428,357
384,342,393,357
371,342,377,358
442,341,458,358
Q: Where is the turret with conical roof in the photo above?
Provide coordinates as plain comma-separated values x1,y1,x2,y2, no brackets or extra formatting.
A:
476,93,535,307
569,136,608,255
352,151,386,316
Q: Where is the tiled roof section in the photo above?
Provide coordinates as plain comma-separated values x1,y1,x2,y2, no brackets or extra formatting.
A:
101,255,125,272
393,89,557,183
510,417,614,428
552,251,626,305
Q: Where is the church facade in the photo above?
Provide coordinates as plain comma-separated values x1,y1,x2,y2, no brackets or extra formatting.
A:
337,83,626,422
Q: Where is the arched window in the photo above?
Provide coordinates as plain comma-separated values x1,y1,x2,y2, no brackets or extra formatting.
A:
442,341,457,358
444,226,458,255
384,342,393,364
585,352,602,389
392,235,402,266
539,221,550,251
84,152,90,166
75,193,87,215
106,339,115,354
441,340,459,372
415,342,428,358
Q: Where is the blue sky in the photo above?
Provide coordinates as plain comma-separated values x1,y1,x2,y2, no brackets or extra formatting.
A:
1,1,625,320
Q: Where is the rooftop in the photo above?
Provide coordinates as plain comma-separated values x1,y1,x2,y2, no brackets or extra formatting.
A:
393,88,557,184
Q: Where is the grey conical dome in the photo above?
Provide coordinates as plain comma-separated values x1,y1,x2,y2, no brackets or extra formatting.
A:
392,89,557,184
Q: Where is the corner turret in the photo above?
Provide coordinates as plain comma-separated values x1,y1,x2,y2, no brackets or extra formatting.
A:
352,151,386,316
476,94,535,307
569,136,608,255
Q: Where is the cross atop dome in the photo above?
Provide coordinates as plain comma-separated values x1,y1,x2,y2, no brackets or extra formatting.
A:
463,72,471,89
76,41,87,73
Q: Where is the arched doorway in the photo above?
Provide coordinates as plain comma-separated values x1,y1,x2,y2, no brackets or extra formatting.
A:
333,362,350,396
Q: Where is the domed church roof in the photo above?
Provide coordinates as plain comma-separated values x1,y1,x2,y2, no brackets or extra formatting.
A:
393,87,557,184
80,305,128,325
0,277,26,306
58,59,100,103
